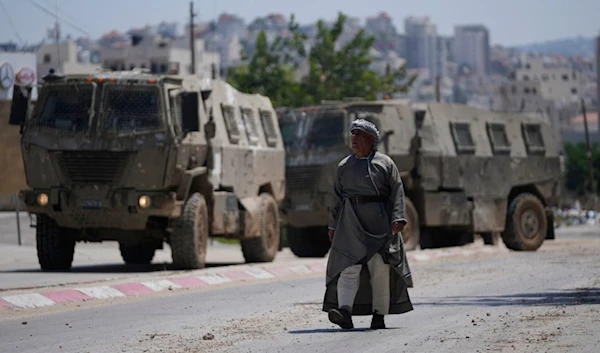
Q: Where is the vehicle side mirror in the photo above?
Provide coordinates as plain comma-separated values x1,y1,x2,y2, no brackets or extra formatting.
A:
180,91,200,133
9,84,32,127
414,110,426,130
204,107,216,140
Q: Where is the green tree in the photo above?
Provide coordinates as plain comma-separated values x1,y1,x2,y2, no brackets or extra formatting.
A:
226,12,418,107
563,141,600,195
226,15,307,107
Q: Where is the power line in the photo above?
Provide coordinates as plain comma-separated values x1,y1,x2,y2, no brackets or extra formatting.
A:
43,0,88,33
0,0,24,44
25,0,90,37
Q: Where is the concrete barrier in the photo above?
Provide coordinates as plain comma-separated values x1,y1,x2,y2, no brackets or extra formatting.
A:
0,100,28,211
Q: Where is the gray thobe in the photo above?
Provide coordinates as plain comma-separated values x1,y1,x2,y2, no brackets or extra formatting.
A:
322,151,414,316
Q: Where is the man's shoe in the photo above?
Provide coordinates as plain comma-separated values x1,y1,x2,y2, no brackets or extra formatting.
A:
328,308,354,329
370,313,386,329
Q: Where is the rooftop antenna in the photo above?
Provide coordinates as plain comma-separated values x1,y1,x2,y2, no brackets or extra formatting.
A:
55,0,61,68
189,1,196,75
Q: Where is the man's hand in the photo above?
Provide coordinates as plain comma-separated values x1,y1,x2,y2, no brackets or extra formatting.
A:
328,229,335,242
392,221,406,234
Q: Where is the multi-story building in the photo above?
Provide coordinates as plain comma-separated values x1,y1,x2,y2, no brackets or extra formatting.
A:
453,25,490,77
36,40,102,79
515,57,583,103
99,34,220,79
404,16,445,81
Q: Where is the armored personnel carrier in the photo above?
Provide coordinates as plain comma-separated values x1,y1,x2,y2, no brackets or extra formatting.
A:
9,69,285,270
278,99,560,257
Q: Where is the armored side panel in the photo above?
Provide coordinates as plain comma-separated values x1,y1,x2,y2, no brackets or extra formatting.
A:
417,103,561,233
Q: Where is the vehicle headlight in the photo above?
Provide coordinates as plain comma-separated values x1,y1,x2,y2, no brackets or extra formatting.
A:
138,195,151,209
37,193,49,206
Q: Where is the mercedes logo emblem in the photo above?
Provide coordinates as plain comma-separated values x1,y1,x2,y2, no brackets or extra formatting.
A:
0,62,15,91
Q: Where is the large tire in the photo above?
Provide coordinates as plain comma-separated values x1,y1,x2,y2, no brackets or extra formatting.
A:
119,242,156,265
402,198,420,251
501,193,547,251
170,193,209,269
36,214,75,271
287,226,331,258
241,193,280,263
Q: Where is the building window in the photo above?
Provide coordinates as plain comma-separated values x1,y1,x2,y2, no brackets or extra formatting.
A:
571,88,578,94
562,74,569,81
450,122,476,154
525,63,531,69
532,87,537,95
523,75,529,81
221,104,240,144
43,54,51,63
486,123,510,155
259,109,278,147
521,123,545,155
541,74,548,81
240,107,260,145
160,63,168,73
524,87,530,94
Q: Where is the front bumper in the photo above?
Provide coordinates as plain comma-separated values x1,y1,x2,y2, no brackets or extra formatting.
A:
20,188,177,230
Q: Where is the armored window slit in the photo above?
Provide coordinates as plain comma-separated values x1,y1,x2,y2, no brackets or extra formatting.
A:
36,83,96,133
486,122,511,155
259,109,278,147
521,123,545,155
450,122,476,154
221,104,240,144
240,107,260,146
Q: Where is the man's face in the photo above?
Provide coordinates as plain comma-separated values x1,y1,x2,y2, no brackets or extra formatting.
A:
350,129,374,156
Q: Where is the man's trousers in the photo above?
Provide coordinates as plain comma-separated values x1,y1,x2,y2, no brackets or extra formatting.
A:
337,252,390,315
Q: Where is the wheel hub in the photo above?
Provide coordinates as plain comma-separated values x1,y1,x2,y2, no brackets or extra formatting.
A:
520,209,540,239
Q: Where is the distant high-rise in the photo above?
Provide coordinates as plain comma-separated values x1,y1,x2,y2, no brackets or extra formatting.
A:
404,16,445,80
453,25,490,76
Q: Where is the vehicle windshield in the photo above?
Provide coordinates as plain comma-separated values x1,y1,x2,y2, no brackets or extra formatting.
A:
100,84,163,134
36,83,94,132
279,110,305,150
305,110,346,149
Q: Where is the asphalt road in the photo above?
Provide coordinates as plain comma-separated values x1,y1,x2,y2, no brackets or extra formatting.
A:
1,228,598,353
0,212,298,291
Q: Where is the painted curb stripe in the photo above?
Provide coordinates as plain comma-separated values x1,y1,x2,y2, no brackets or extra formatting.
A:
112,283,155,296
0,298,15,309
41,289,93,304
0,245,501,311
169,276,210,289
77,286,126,299
2,293,56,308
141,280,182,292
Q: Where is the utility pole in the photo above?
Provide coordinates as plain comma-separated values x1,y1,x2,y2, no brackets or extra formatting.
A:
581,98,597,209
189,1,196,75
55,0,61,68
435,76,441,102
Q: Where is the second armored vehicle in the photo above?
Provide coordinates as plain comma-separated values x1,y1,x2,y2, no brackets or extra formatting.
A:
278,99,560,257
10,69,285,270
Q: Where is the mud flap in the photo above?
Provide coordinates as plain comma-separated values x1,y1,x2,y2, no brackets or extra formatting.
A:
545,209,555,240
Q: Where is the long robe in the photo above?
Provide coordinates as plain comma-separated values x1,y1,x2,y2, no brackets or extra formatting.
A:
322,151,414,316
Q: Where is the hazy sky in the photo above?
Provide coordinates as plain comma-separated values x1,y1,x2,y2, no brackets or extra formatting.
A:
1,0,599,47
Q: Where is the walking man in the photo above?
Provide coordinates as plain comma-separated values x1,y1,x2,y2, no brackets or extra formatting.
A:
323,118,413,330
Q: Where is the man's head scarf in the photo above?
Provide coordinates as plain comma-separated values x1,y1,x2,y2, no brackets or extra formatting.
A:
350,118,380,150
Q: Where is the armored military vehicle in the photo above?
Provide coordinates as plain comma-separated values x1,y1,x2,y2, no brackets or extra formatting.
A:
9,69,285,271
278,99,560,257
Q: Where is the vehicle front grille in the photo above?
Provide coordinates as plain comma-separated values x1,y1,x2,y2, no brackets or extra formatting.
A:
55,151,132,184
285,165,322,190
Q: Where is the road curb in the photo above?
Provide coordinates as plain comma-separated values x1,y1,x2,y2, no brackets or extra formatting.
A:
0,243,507,311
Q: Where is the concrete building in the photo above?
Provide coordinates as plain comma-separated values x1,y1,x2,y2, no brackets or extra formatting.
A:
404,16,446,81
36,40,102,80
453,25,490,76
99,35,220,78
515,57,582,103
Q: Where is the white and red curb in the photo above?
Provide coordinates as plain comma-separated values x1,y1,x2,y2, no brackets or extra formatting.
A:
0,243,506,311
